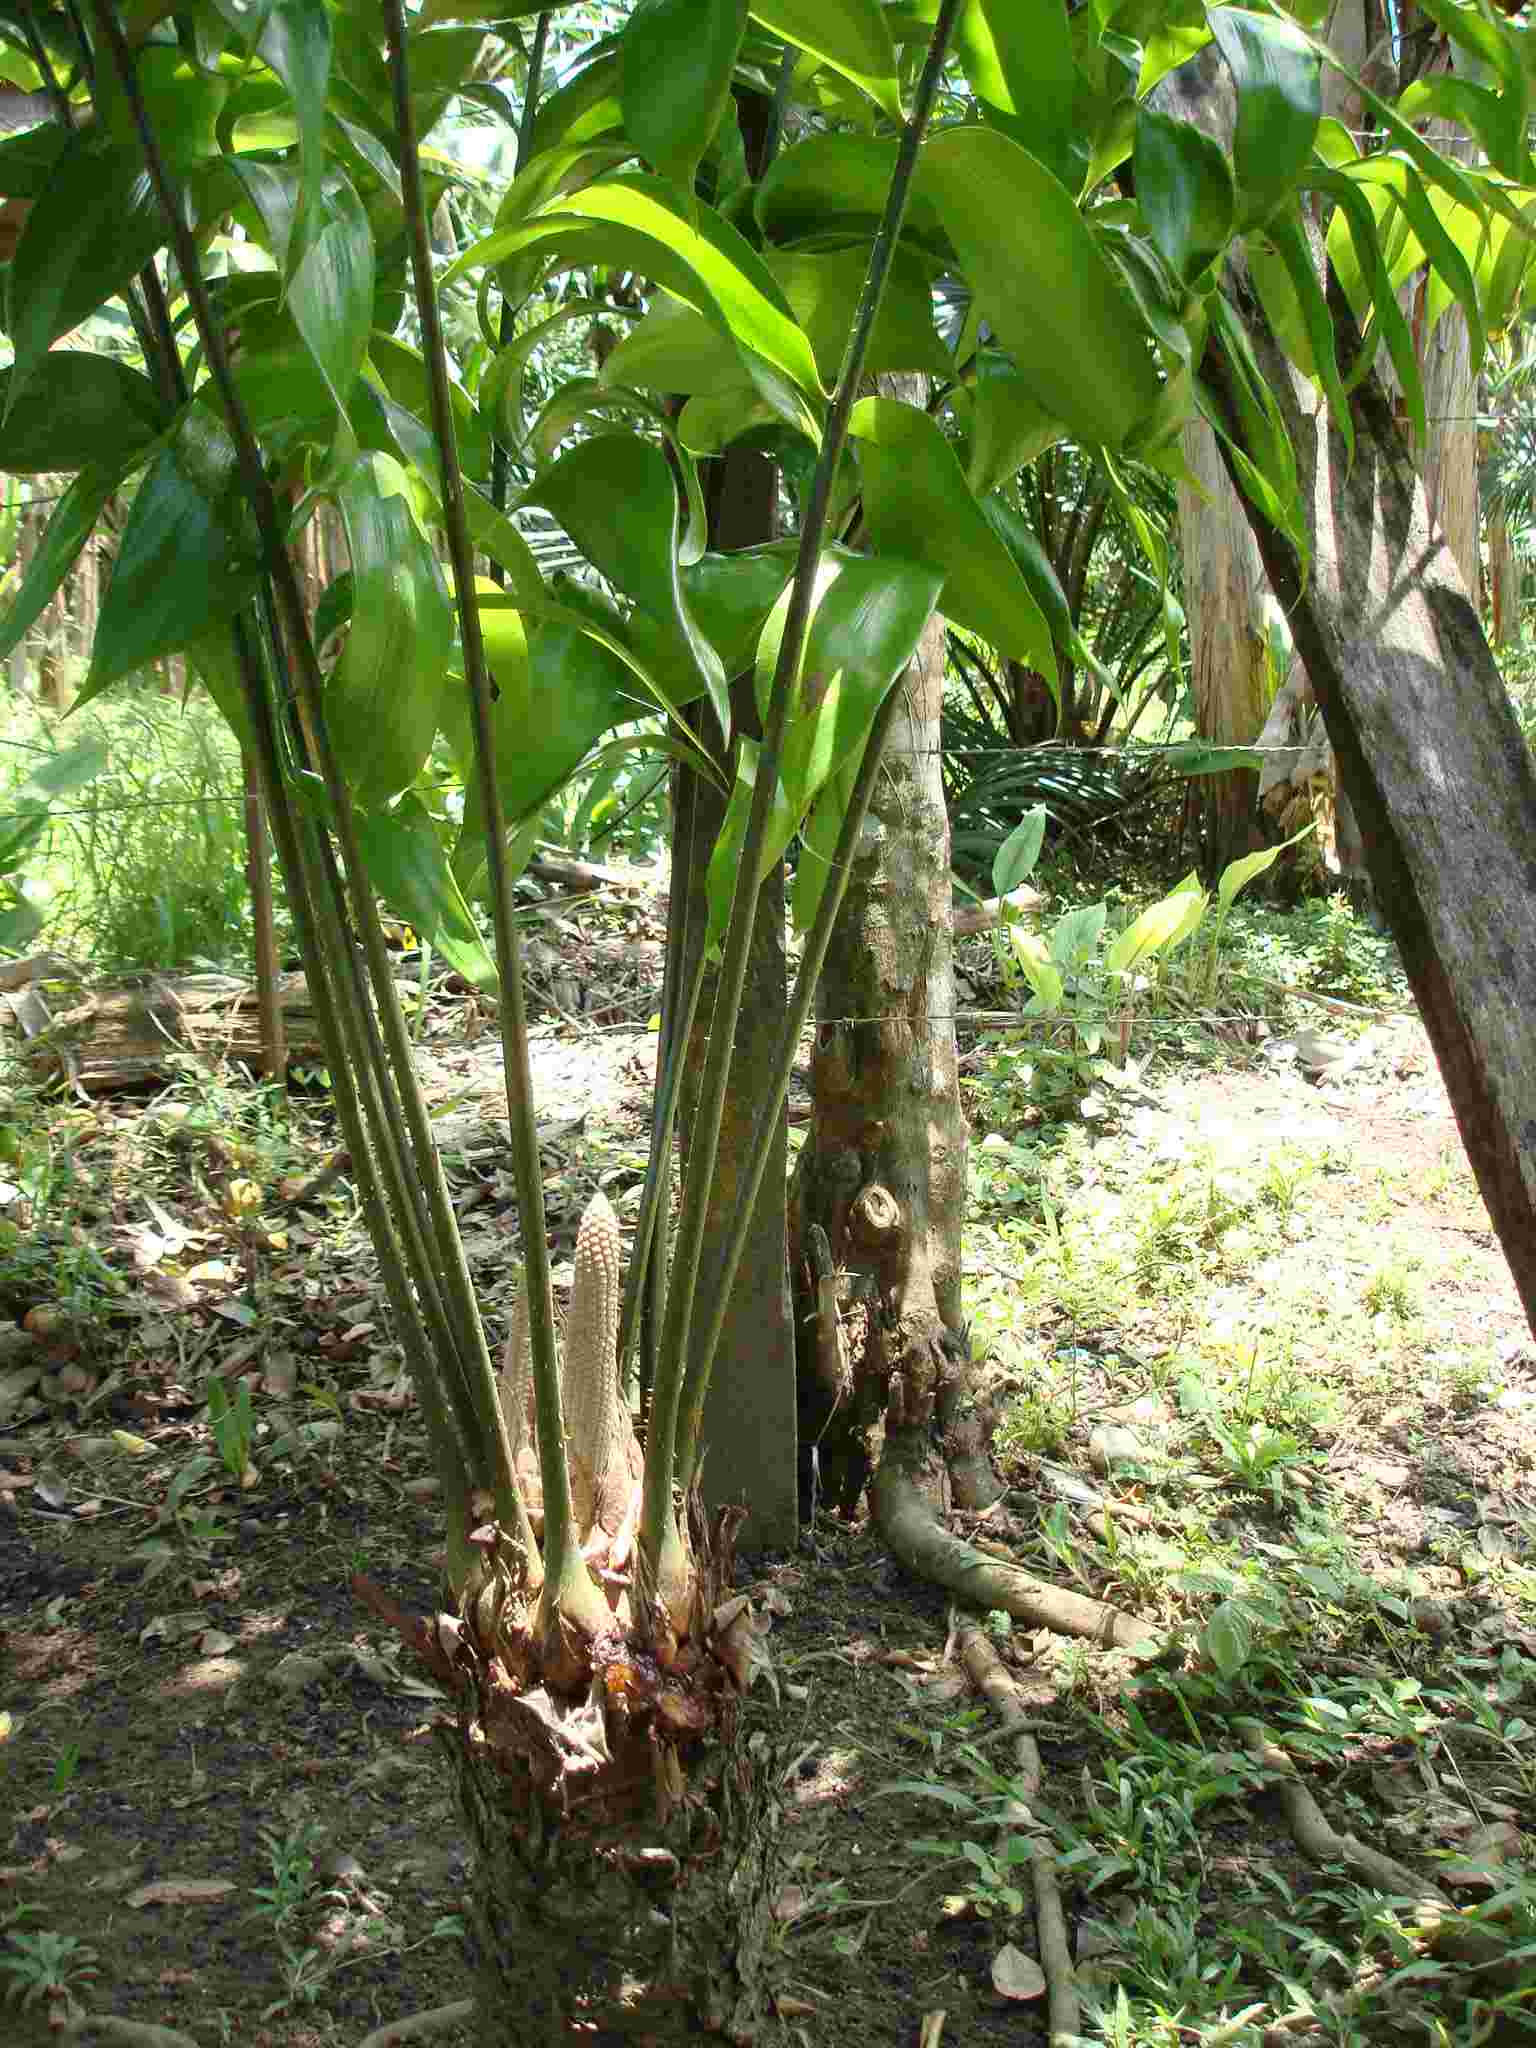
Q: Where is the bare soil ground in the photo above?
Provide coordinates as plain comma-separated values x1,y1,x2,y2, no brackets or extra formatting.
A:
1,931,1532,2048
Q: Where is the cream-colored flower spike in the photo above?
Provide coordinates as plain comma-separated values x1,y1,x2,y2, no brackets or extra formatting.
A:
561,1190,624,1541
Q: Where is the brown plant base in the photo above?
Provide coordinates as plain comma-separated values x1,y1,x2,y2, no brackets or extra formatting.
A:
452,1693,783,2046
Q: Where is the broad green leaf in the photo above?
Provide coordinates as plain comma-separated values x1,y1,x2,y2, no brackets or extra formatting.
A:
211,0,331,242
766,244,948,381
1397,71,1529,186
755,132,949,255
979,491,1116,699
675,382,782,453
482,297,619,446
708,546,940,944
964,353,1066,497
445,602,631,887
1050,901,1106,971
0,468,121,666
1104,876,1207,974
1207,7,1320,231
358,385,544,606
993,809,1046,896
81,415,264,704
523,433,729,733
327,452,454,806
1133,106,1235,289
528,48,624,158
186,623,255,753
1009,928,1065,1011
96,43,232,166
447,176,824,402
601,294,743,393
357,794,498,991
621,0,749,192
4,141,169,405
1216,821,1312,907
1203,1598,1254,1679
0,123,67,197
288,166,375,417
0,355,165,473
917,127,1163,452
849,395,1056,683
749,0,901,119
370,333,491,482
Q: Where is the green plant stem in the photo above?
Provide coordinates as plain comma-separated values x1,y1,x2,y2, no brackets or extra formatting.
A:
637,0,968,1614
381,0,602,1636
488,9,549,544
88,0,536,1570
676,675,907,1488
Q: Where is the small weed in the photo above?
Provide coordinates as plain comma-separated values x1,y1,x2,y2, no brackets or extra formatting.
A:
0,1927,99,2013
996,1384,1071,1460
1362,1262,1421,1322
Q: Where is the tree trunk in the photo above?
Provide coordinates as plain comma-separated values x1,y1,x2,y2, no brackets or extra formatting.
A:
1176,415,1271,873
1489,511,1520,647
1208,267,1536,1330
792,606,1001,1517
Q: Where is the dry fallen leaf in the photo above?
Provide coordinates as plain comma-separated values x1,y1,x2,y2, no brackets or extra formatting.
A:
125,1877,236,1908
991,1943,1046,2001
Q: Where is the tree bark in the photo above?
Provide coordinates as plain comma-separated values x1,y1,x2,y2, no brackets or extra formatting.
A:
1207,268,1536,1329
1488,511,1520,647
1176,415,1272,873
793,604,1000,1517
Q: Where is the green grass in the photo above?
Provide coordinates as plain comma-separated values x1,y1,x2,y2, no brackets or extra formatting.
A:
0,690,276,974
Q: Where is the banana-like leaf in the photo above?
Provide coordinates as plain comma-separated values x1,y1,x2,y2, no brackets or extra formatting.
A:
600,294,743,392
1207,6,1320,232
520,377,709,564
523,433,729,733
979,492,1116,702
916,126,1163,452
0,124,67,197
1134,105,1235,289
0,468,122,668
1104,872,1206,974
756,132,950,254
357,793,498,991
849,395,1056,682
447,175,825,403
481,297,618,447
621,0,749,192
327,452,454,806
80,414,265,705
4,142,170,406
211,0,331,241
766,244,948,381
705,546,940,944
528,49,624,158
1398,72,1529,187
0,355,165,473
749,0,901,119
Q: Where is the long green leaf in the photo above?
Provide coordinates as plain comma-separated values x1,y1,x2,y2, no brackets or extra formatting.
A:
1207,6,1320,231
0,468,119,668
211,0,331,244
1133,105,1235,289
289,165,375,417
916,126,1163,452
621,0,749,191
327,452,455,805
447,175,825,402
748,0,902,118
357,794,498,990
4,141,169,404
523,432,730,732
756,131,950,254
849,395,1056,682
963,352,1066,496
766,244,948,381
0,355,166,473
81,415,264,703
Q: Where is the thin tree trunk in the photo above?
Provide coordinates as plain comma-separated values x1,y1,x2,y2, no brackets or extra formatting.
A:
1176,415,1271,873
793,605,999,1516
243,747,286,1082
1489,511,1520,647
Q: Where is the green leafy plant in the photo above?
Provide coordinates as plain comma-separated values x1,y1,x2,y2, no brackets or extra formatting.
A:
206,1373,256,1486
0,1927,99,2013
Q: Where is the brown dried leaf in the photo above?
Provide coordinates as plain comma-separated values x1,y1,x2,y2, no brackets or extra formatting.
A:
125,1877,237,1908
991,1943,1046,2001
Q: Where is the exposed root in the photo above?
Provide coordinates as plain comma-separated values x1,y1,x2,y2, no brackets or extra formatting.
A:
357,2000,474,2047
58,2018,200,2048
1241,1726,1450,1910
956,1620,1081,2048
872,1432,1162,1652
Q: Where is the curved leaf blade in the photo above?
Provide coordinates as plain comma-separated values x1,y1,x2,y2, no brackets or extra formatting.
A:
620,0,749,191
0,355,166,473
749,0,901,119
